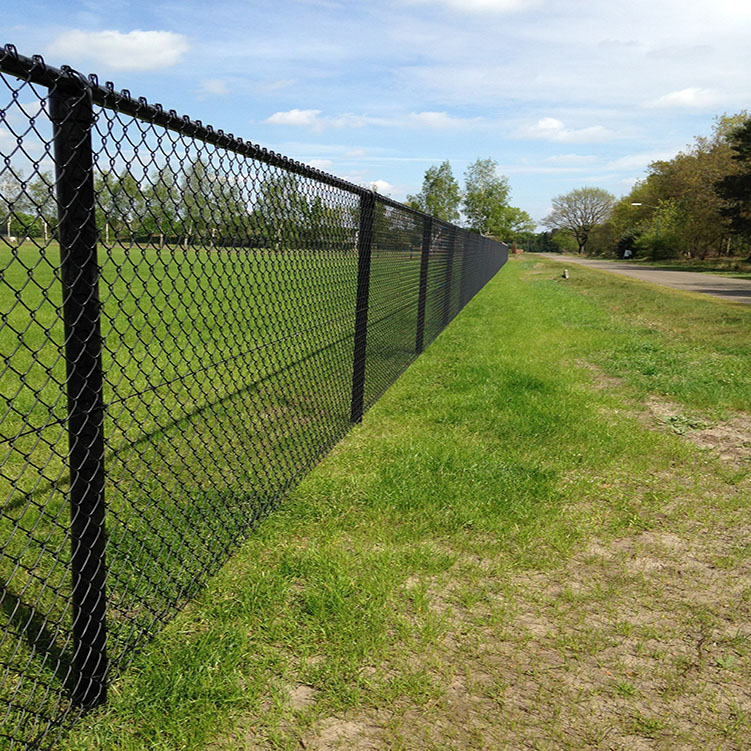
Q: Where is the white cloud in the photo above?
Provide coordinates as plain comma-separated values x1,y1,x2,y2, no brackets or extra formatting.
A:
264,109,323,126
47,29,189,71
407,111,480,128
307,158,333,170
646,87,724,109
517,117,617,143
0,128,14,150
371,179,394,194
606,150,676,169
256,79,296,93
543,153,598,165
197,78,229,97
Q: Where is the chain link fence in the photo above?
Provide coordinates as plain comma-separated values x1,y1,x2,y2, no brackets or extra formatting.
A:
0,45,508,749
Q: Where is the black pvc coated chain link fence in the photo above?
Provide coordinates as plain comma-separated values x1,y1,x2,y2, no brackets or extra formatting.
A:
0,45,507,749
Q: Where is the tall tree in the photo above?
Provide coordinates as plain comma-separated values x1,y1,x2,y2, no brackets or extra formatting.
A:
715,117,751,256
462,157,512,237
142,165,182,244
494,205,536,241
406,161,461,223
25,171,57,241
542,187,615,254
251,173,312,249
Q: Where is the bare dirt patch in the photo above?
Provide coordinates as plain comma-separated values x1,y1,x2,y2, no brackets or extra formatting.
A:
289,684,319,711
303,718,382,750
577,360,625,391
644,397,751,467
579,361,751,468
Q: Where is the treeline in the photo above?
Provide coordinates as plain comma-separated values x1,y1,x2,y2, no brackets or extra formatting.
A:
1,157,510,252
0,159,372,250
535,112,751,260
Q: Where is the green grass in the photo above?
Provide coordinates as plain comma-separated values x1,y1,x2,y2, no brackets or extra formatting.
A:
46,255,750,750
1,237,442,746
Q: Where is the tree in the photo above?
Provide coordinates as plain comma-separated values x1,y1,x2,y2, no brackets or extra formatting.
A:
406,161,461,223
251,173,314,249
142,165,182,245
542,187,615,254
493,205,536,242
462,157,512,236
714,117,751,257
1,170,57,241
617,113,749,260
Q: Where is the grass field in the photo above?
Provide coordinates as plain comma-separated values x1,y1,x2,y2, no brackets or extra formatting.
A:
2,235,469,747
46,255,751,750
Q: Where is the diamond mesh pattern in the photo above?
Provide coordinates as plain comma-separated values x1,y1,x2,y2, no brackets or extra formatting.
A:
0,46,508,749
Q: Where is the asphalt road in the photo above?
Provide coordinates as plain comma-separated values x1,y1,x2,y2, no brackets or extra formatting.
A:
538,254,751,306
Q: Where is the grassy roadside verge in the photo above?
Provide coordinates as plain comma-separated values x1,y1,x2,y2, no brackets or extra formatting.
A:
63,256,751,751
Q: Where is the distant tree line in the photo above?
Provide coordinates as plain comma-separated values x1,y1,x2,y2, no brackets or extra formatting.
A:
3,156,525,254
0,158,370,251
537,112,751,260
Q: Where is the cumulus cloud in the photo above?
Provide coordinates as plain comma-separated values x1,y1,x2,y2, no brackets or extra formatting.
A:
371,179,394,194
47,29,189,71
517,117,617,143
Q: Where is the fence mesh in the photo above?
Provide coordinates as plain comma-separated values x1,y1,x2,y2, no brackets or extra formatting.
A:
0,46,507,749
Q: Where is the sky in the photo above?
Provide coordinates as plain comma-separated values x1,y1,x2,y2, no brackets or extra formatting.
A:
4,0,751,225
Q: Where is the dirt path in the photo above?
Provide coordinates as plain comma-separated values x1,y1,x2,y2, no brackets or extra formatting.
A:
538,254,751,305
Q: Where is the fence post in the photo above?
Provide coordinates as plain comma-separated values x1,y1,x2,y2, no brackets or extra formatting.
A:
50,77,108,708
459,230,471,309
350,191,375,423
415,217,431,354
442,225,456,328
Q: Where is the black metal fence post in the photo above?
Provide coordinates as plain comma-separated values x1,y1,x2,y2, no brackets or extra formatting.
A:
50,77,108,708
350,191,375,423
442,225,456,328
415,217,432,354
459,233,473,309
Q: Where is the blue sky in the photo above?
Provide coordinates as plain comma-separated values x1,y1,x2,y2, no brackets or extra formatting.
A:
5,0,751,224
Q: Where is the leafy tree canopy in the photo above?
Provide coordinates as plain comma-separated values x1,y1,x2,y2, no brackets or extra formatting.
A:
406,160,461,223
462,157,512,237
542,187,615,254
714,117,751,244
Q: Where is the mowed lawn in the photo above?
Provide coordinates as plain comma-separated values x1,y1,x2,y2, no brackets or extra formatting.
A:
50,255,751,751
1,237,442,745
